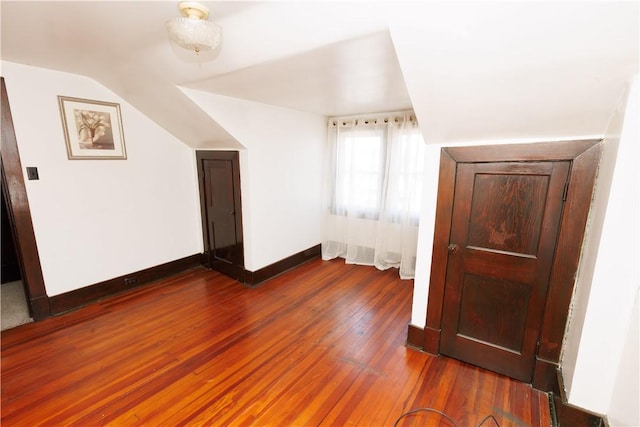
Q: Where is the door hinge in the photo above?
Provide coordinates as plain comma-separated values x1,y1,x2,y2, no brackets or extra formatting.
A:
536,340,541,354
562,179,570,201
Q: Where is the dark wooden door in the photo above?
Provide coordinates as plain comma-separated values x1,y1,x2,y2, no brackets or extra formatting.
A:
197,151,244,282
440,161,570,382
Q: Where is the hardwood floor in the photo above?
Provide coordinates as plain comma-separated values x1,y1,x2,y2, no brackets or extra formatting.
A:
1,258,551,426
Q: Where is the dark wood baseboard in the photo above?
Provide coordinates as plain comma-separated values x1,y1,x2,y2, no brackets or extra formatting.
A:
423,326,441,355
244,244,321,286
405,324,440,355
49,254,202,315
549,392,606,427
29,295,51,321
549,368,606,427
406,323,424,349
532,357,561,394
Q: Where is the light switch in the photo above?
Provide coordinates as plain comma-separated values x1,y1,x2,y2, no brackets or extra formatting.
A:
26,167,39,180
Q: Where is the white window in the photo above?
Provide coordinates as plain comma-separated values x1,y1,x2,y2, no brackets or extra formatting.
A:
334,127,385,217
322,112,426,279
331,120,424,222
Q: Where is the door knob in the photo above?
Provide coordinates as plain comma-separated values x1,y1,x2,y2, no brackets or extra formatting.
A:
448,243,459,253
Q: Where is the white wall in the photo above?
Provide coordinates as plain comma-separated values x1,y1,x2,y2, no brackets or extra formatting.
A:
608,292,639,427
410,143,443,324
179,88,325,271
1,61,203,296
562,76,639,419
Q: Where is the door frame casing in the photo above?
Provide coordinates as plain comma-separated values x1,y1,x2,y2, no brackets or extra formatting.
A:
195,150,245,282
424,139,602,391
1,77,50,320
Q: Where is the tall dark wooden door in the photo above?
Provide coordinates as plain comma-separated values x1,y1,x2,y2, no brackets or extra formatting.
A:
197,151,244,282
440,160,570,382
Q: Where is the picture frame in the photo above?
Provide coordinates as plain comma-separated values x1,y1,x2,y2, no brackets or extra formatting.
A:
58,96,127,160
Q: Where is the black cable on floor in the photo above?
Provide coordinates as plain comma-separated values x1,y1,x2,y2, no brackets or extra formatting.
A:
477,414,500,426
393,408,460,427
393,408,501,427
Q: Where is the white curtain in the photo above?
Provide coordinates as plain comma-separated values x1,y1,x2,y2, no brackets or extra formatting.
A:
321,111,425,279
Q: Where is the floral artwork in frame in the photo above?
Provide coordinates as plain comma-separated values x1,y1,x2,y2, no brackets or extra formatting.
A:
58,96,127,159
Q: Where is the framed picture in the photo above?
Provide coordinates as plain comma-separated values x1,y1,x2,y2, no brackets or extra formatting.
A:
58,96,127,160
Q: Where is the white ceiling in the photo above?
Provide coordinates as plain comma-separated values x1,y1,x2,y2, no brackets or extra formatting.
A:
183,30,412,117
1,1,638,148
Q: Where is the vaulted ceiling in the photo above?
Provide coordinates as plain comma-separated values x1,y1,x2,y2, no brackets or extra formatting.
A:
1,1,638,148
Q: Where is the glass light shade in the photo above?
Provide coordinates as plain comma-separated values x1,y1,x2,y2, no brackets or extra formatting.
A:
166,17,222,53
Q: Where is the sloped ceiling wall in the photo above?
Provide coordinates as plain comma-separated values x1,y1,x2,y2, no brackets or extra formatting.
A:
390,1,639,144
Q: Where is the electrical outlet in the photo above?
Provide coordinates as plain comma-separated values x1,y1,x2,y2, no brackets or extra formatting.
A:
124,277,137,286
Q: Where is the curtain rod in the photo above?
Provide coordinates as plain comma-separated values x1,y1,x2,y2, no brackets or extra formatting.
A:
328,110,417,127
328,109,415,122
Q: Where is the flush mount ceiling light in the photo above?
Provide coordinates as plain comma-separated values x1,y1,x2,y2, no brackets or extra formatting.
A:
166,1,222,54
